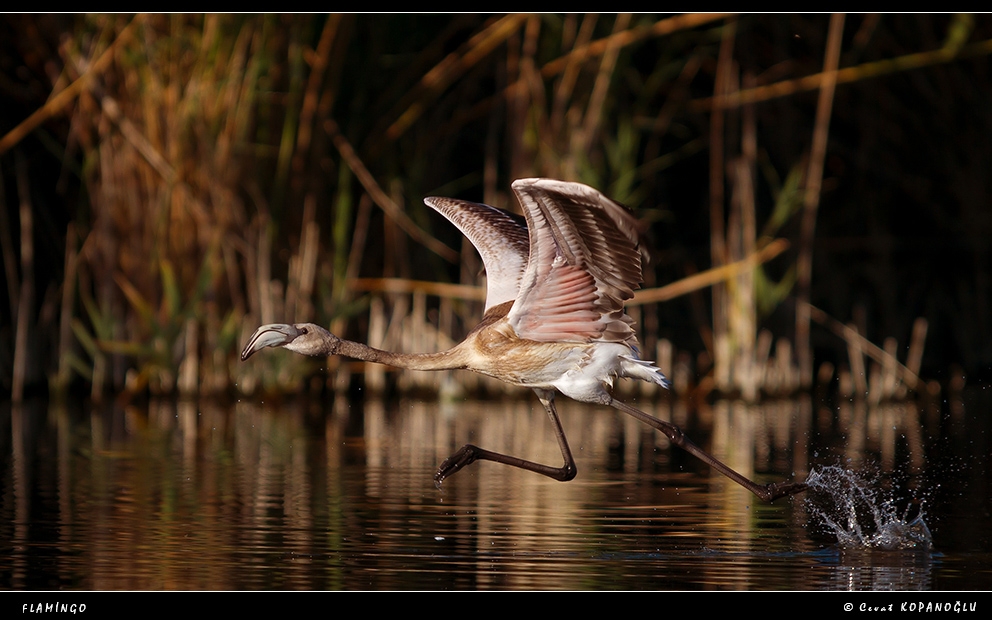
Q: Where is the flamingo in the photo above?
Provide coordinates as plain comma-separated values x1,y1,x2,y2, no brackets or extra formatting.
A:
241,178,807,501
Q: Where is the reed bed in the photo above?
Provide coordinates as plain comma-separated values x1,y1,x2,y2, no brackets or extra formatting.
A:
2,14,987,402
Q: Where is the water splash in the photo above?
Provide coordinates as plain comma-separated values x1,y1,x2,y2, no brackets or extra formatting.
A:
805,465,932,551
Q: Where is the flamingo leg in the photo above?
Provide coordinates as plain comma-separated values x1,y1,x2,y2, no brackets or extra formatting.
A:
434,389,577,486
609,399,807,502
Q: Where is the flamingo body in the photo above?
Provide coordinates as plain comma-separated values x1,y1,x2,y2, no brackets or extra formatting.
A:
241,178,807,501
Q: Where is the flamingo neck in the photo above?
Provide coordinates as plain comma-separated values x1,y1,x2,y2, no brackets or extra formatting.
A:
335,339,468,371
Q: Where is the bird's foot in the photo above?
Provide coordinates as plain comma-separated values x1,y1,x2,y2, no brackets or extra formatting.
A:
434,444,482,488
759,480,809,502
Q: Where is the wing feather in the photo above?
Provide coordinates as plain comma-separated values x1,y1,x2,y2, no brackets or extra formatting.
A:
507,178,646,344
424,197,530,312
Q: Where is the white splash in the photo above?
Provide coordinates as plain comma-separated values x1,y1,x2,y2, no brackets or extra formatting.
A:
806,465,932,550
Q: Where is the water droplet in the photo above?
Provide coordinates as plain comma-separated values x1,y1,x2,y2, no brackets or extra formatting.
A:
805,465,932,550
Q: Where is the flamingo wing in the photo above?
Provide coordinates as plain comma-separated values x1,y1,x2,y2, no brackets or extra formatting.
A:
507,178,645,344
424,196,530,313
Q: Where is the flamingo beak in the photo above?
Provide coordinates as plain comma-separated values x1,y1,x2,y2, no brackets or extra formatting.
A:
241,324,299,361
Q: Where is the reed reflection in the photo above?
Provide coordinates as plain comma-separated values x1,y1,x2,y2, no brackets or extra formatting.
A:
0,390,984,590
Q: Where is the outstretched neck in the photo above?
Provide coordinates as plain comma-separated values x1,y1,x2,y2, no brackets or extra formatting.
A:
333,338,468,371
247,322,474,371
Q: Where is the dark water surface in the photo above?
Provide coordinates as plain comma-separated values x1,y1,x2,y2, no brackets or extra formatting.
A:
1,388,989,590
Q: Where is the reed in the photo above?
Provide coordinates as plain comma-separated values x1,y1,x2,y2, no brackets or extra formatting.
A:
1,14,985,399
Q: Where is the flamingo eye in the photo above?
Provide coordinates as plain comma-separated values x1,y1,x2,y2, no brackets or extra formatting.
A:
299,327,308,335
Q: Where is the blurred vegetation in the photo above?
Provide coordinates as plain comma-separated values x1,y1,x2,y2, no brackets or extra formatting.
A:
1,14,990,400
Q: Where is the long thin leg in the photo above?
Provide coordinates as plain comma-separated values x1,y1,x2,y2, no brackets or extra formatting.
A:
435,389,577,487
610,398,807,502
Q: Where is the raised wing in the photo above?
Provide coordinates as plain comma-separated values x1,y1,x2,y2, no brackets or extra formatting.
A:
507,178,644,343
424,197,530,312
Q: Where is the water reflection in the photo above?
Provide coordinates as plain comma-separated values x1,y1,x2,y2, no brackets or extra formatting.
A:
0,390,989,590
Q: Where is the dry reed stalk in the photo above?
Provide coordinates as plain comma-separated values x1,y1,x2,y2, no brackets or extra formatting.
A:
55,223,80,392
816,361,835,393
776,338,798,394
256,216,273,326
291,16,340,188
382,292,411,355
0,173,17,324
868,360,883,405
669,351,690,396
540,13,730,79
285,194,319,324
384,15,527,142
519,15,544,180
325,119,458,262
881,337,899,401
796,13,845,389
550,14,598,137
482,78,502,204
12,151,35,403
898,318,929,398
754,329,773,391
690,36,992,111
906,317,929,378
737,72,759,398
807,303,924,394
709,19,736,392
0,16,143,156
846,322,869,397
349,278,487,302
729,157,758,398
407,292,429,390
437,295,469,395
656,339,673,389
177,317,198,396
632,239,789,305
324,192,374,387
838,366,853,399
344,194,374,287
571,13,631,178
